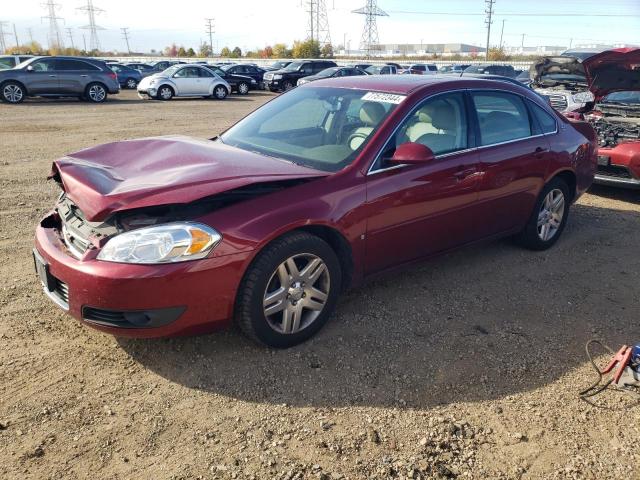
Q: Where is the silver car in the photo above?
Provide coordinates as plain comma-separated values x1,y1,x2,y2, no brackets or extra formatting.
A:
137,64,231,100
0,56,120,104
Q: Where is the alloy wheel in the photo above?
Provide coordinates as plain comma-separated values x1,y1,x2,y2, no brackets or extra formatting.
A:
126,78,137,89
214,86,227,99
3,84,23,103
159,87,173,100
238,83,249,94
263,253,330,334
537,188,565,241
88,84,106,102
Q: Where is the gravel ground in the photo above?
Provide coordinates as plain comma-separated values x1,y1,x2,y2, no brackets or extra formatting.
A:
1,89,639,480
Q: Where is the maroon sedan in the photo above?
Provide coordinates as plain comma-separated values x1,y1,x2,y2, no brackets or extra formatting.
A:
34,75,597,347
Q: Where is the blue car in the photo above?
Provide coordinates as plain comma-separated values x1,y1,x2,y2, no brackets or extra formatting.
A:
109,63,143,89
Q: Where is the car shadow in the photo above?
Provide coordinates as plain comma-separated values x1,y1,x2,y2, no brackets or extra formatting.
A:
118,202,640,409
588,184,640,205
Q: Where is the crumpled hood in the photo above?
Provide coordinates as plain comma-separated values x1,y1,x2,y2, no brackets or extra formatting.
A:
50,135,326,222
529,56,586,86
583,48,640,99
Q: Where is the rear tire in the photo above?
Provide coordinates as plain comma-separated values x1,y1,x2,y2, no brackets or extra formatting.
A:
84,82,108,103
282,80,294,91
125,78,138,89
212,85,228,99
1,81,26,103
235,232,342,348
514,177,570,250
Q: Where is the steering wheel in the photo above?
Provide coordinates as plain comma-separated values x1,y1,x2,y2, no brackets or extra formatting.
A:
347,132,369,150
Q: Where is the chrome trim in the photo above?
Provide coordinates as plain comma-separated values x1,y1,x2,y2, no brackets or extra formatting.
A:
594,173,640,188
42,284,69,311
366,87,558,176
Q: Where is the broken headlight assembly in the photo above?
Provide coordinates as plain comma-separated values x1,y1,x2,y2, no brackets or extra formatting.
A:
97,222,222,264
572,91,594,103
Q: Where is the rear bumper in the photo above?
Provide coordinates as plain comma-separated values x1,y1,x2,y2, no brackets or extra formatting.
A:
34,212,248,337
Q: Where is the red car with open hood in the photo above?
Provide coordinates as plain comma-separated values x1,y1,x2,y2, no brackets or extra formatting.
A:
34,75,597,347
581,48,640,188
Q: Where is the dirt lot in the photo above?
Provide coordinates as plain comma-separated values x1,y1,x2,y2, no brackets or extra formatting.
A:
1,89,639,480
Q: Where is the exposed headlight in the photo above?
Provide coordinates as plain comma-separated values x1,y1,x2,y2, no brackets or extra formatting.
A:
273,74,283,80
97,222,221,264
572,91,594,103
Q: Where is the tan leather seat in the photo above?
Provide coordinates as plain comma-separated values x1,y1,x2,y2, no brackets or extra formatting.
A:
349,102,386,150
414,103,458,154
406,109,438,142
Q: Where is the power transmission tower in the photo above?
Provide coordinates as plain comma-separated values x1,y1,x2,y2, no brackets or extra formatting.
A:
78,0,105,52
66,27,75,50
205,18,214,57
121,27,131,54
42,0,65,49
352,0,388,58
305,0,331,47
484,0,495,60
0,22,9,52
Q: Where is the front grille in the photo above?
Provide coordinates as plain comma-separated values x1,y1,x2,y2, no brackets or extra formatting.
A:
264,72,274,81
597,164,634,179
62,225,90,259
547,94,568,111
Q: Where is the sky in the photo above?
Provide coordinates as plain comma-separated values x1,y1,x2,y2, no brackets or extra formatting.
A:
2,0,639,53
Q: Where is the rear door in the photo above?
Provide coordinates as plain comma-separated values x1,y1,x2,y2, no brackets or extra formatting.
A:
197,66,216,94
470,90,552,237
56,59,101,94
23,58,59,94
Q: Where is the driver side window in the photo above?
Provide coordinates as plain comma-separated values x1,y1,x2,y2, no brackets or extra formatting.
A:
376,92,469,169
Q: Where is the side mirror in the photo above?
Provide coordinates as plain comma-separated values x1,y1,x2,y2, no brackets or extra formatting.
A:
26,65,34,72
390,142,435,164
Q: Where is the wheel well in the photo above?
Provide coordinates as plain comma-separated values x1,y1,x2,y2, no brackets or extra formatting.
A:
1,79,27,95
85,81,107,91
158,84,174,93
553,170,577,202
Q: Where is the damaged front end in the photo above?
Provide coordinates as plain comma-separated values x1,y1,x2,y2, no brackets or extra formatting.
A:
530,56,594,112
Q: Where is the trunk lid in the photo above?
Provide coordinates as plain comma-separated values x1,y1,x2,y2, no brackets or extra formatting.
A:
51,135,327,222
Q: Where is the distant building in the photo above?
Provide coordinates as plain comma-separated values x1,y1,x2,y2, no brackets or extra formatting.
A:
505,45,567,56
339,43,486,57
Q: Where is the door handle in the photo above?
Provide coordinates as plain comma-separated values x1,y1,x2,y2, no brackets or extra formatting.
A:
48,74,57,77
453,167,478,181
80,74,88,77
534,146,549,157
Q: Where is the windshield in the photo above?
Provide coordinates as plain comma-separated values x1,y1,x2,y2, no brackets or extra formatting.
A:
601,91,640,104
161,65,181,76
220,86,401,172
365,65,383,74
316,67,339,78
283,61,305,71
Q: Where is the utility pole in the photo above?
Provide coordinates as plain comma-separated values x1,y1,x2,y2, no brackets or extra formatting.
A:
66,27,75,50
121,27,131,54
521,33,525,53
82,33,87,52
27,27,34,44
499,19,505,50
205,18,214,57
569,38,573,49
13,23,19,47
0,22,9,52
484,0,495,60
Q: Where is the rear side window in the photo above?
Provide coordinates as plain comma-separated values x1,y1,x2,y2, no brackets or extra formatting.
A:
472,91,532,145
199,67,214,78
0,57,15,69
529,101,558,134
56,59,100,71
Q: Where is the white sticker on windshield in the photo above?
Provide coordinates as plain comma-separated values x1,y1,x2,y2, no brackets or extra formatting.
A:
361,92,406,104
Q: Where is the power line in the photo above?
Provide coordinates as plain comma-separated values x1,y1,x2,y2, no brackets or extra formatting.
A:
484,0,495,60
352,0,388,58
383,10,638,17
78,0,105,52
121,27,131,54
205,18,214,57
42,0,65,49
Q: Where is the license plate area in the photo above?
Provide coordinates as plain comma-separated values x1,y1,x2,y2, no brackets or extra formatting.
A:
33,249,56,292
597,155,610,166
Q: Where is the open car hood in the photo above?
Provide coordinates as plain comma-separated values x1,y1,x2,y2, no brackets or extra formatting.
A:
529,56,587,87
583,48,640,100
50,136,326,222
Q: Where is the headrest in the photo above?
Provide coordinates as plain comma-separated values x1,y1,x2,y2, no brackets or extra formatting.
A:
430,103,457,131
360,101,386,125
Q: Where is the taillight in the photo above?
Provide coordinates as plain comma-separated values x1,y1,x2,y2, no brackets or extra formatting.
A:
108,72,117,80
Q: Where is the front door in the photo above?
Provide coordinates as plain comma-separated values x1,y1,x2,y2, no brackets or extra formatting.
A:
172,67,201,95
365,91,481,274
24,58,59,94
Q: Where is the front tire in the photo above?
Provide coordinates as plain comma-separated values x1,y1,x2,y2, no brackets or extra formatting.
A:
282,80,294,91
515,178,570,250
85,82,108,103
125,78,138,89
237,81,250,95
1,81,26,103
157,85,174,100
235,232,342,348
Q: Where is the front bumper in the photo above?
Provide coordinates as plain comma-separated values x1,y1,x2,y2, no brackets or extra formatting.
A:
34,212,249,337
593,142,640,189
